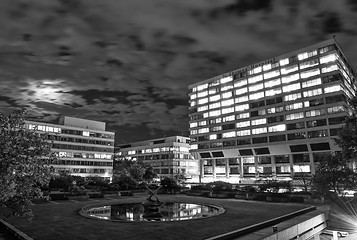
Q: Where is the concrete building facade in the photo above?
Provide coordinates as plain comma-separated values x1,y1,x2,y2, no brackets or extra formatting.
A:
25,116,115,181
188,38,356,185
115,136,200,183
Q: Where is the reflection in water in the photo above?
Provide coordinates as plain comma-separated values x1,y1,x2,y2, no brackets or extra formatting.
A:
85,203,222,222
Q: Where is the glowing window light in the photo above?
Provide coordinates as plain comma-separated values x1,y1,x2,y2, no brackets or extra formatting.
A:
264,70,280,80
300,68,320,79
220,76,233,84
279,58,289,66
281,73,300,84
268,124,286,132
320,53,338,64
282,83,300,93
234,79,248,88
222,131,236,138
251,118,266,126
248,74,263,84
251,127,267,135
237,129,250,136
324,84,342,93
264,78,281,88
209,94,220,102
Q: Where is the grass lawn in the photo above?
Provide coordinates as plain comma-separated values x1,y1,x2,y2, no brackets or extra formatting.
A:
1,194,310,240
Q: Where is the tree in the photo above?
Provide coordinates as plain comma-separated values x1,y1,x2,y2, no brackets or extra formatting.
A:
0,108,56,219
113,159,157,184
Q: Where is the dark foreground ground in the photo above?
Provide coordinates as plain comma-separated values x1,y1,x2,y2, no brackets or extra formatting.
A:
0,193,312,240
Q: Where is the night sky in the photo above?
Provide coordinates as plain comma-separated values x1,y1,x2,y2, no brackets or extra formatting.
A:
1,0,357,144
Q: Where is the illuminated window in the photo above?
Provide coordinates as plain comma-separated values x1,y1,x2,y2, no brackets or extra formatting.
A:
286,112,304,120
251,118,266,126
190,130,198,135
267,106,283,114
249,91,264,100
235,104,249,112
305,109,325,118
222,131,236,138
223,115,235,122
300,59,319,69
284,93,302,101
197,83,208,91
264,78,281,88
190,101,196,107
302,78,321,88
197,91,208,98
222,107,234,114
83,131,90,137
293,165,310,173
198,98,208,104
236,121,250,128
198,120,207,126
209,110,221,117
248,74,263,84
264,87,281,97
263,63,272,71
235,87,248,95
197,105,208,112
252,127,267,135
321,64,338,73
235,95,249,103
210,94,220,102
237,129,250,136
208,88,218,95
221,84,233,91
190,94,197,100
221,99,234,107
236,112,250,119
327,106,345,114
303,88,322,97
281,73,299,84
198,128,209,134
234,79,248,88
222,91,233,99
279,58,289,66
248,66,262,75
220,76,233,84
298,50,317,60
324,84,342,93
281,64,298,75
285,102,303,111
189,122,197,128
264,70,280,80
192,87,197,92
209,102,221,109
268,124,286,132
320,53,337,64
203,112,209,118
249,83,264,92
209,134,217,140
300,68,320,79
282,83,300,93
209,80,220,87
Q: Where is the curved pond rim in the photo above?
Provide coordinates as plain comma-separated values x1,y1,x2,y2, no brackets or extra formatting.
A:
79,201,225,223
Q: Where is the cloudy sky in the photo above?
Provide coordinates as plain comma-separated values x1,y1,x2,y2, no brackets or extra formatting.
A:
1,0,357,143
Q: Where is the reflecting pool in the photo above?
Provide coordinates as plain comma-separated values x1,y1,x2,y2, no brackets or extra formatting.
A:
80,202,224,222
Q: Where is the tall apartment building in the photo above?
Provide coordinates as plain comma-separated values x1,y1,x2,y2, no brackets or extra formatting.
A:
115,136,199,183
25,116,115,181
188,38,356,185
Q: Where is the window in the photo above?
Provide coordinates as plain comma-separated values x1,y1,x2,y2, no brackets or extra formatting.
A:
268,124,286,132
299,59,319,69
267,115,284,123
300,68,320,79
248,74,263,84
281,73,299,84
282,83,300,93
237,138,251,145
251,118,266,126
234,79,248,88
197,84,208,91
320,53,337,64
265,87,282,97
252,137,268,144
209,94,220,102
269,135,286,142
327,106,345,114
235,95,249,103
209,110,221,117
264,78,281,88
210,142,223,148
306,119,327,128
324,84,342,93
221,99,234,107
222,123,235,130
302,78,321,88
252,127,267,135
266,106,283,114
293,165,310,173
223,140,236,147
197,105,208,112
198,128,209,134
328,116,345,125
275,155,290,163
190,94,197,100
235,104,249,112
276,165,291,173
208,87,218,95
286,112,304,121
210,126,222,132
326,94,346,104
220,76,233,84
198,120,207,126
279,58,289,66
310,142,330,151
285,102,303,111
249,91,264,100
304,98,324,107
321,64,338,73
209,118,221,124
198,98,208,104
222,107,234,114
236,121,250,128
250,100,265,109
235,87,248,95
263,63,272,71
223,115,235,122
221,84,233,92
208,80,220,87
305,109,325,118
307,130,328,138
222,91,233,99
264,70,280,80
209,134,217,140
209,102,221,109
293,153,310,163
287,132,306,140
236,112,250,119
319,45,335,54
248,66,262,75
237,129,251,136
298,50,317,60
266,96,283,105
303,88,322,97
281,65,298,75
197,91,208,98
222,131,236,138
284,93,302,101
249,83,263,92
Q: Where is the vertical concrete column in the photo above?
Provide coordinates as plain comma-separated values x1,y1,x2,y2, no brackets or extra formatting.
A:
289,154,294,177
309,152,315,174
271,155,277,180
212,159,216,179
226,158,230,178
